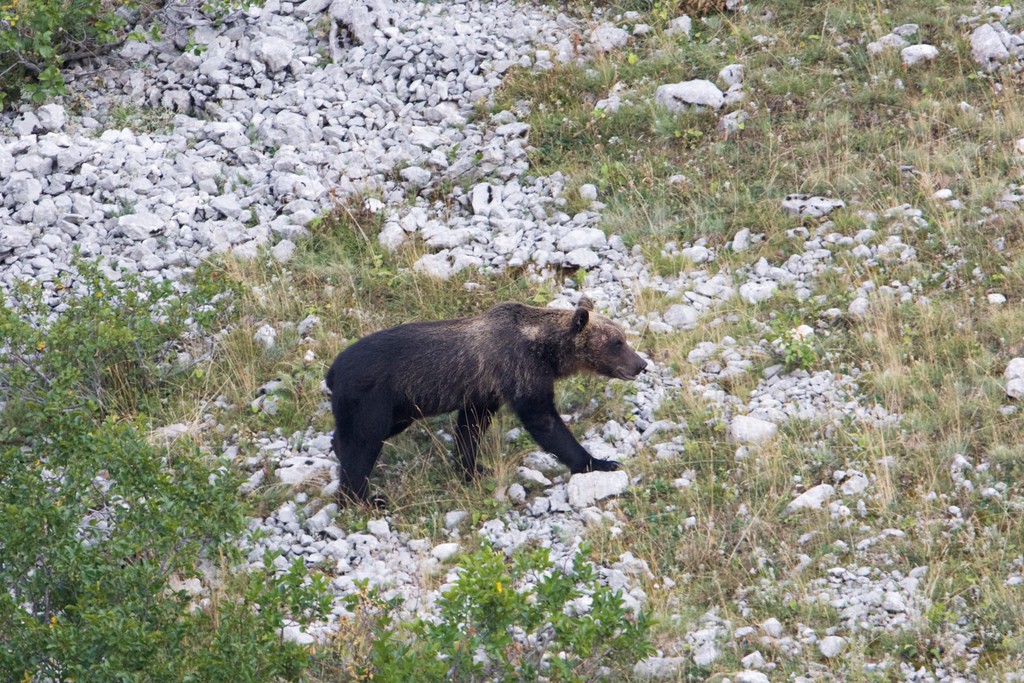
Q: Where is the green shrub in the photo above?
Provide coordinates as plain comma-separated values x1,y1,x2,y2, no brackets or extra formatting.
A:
0,257,233,419
0,0,133,107
774,323,819,372
336,544,653,682
0,260,329,681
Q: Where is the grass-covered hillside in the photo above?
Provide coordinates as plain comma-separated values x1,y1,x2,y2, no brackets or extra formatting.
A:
3,0,1024,680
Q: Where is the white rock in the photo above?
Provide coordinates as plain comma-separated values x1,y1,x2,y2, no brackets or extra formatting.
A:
0,225,34,252
666,15,692,37
516,467,552,487
378,222,406,251
413,252,453,279
578,183,598,201
760,618,783,638
729,415,777,444
681,245,711,263
883,591,907,613
867,33,909,55
739,281,777,304
692,640,720,666
655,80,724,112
117,213,165,241
901,44,939,67
848,296,869,318
507,483,527,503
819,635,847,658
366,518,390,537
431,542,460,561
971,23,1010,73
470,183,501,216
1006,378,1024,400
719,63,744,86
36,104,67,132
565,248,601,269
988,293,1007,305
782,194,845,218
280,624,315,645
633,656,686,680
1005,358,1024,381
840,473,870,496
717,110,749,135
732,228,751,252
558,227,606,251
272,239,296,263
152,423,190,442
444,511,469,529
785,484,835,515
255,36,294,72
400,166,432,185
740,651,767,669
663,304,699,329
254,324,277,350
735,672,770,683
295,0,330,17
590,23,630,53
567,470,629,508
275,456,332,484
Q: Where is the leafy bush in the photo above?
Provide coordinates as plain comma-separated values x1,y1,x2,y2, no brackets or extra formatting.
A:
0,261,329,681
0,257,231,418
774,323,818,372
335,544,653,682
0,0,133,107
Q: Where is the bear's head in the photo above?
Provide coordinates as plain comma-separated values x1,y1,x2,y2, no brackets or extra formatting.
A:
571,297,647,381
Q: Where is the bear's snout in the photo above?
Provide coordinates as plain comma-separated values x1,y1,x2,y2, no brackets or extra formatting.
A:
615,352,647,380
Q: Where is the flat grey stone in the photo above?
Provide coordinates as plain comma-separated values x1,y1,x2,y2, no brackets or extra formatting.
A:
567,470,628,508
655,79,724,112
901,44,939,67
784,483,835,515
590,23,629,53
117,213,165,241
729,415,777,444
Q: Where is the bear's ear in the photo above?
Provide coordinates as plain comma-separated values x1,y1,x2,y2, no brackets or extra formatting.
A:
578,296,594,311
571,307,590,334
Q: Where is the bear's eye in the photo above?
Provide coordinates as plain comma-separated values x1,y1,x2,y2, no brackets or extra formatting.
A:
611,338,624,349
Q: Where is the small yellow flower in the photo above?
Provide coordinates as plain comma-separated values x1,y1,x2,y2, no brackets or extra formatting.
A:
95,291,103,298
50,615,57,627
36,341,45,351
496,581,502,593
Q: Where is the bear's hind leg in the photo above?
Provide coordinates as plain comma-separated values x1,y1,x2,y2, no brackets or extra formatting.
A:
334,395,392,505
455,404,496,481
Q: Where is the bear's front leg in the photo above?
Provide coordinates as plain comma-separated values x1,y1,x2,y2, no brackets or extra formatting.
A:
512,395,621,474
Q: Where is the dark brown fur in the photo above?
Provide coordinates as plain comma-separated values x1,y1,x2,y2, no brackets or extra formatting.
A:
325,298,647,503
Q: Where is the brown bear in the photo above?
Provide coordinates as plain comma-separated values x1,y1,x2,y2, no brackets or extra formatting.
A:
324,297,647,504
